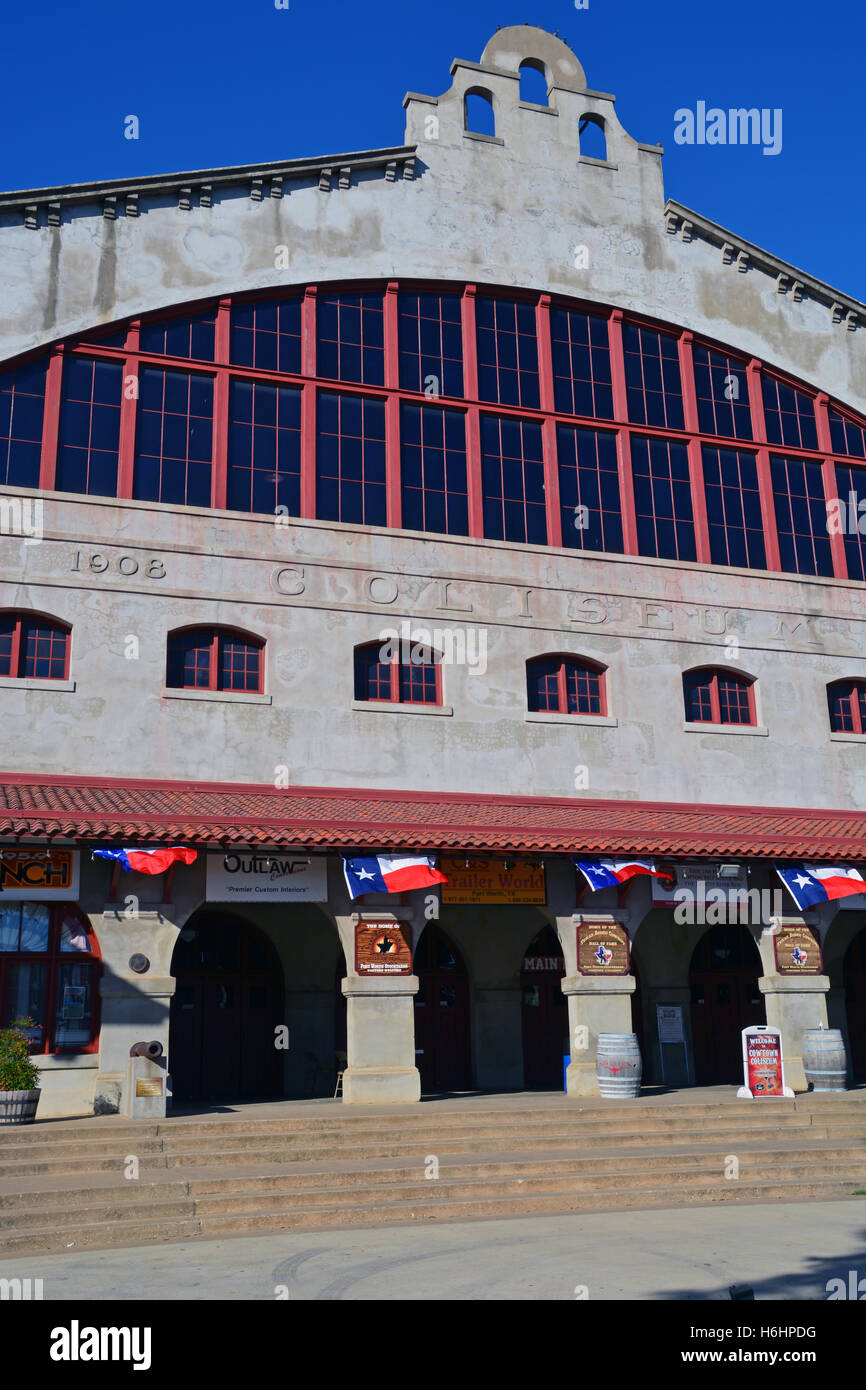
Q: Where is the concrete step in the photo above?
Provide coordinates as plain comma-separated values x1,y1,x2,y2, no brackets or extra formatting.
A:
0,1176,860,1255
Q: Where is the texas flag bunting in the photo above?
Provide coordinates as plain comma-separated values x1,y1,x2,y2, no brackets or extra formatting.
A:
343,854,447,900
92,847,197,876
775,863,866,911
575,858,674,893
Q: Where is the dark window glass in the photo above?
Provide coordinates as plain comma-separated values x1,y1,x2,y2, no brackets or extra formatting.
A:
398,293,463,399
133,368,213,507
56,357,122,497
166,628,262,692
139,308,217,362
550,309,613,419
683,669,754,725
702,446,766,570
316,391,386,526
0,615,69,679
771,454,833,576
630,435,695,560
227,380,300,516
400,403,468,536
829,409,866,458
229,298,302,375
557,425,622,554
353,642,440,705
835,462,866,581
0,359,47,488
692,346,752,440
762,377,818,451
354,642,394,701
623,325,684,430
480,414,546,544
476,297,539,408
827,681,866,734
527,657,603,714
317,294,384,385
0,904,98,1054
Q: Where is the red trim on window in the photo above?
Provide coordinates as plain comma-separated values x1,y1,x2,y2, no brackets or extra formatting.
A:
537,297,563,547
211,298,231,510
828,680,866,735
746,359,782,573
684,667,756,726
299,288,317,519
384,283,402,529
39,347,63,491
0,611,71,680
0,902,102,1055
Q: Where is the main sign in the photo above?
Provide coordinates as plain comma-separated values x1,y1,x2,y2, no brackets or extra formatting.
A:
0,849,79,899
205,852,326,902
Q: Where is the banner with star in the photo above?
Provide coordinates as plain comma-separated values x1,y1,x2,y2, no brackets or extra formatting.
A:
342,854,447,899
775,863,866,911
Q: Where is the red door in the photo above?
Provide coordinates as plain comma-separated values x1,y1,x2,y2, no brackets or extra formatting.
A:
690,925,765,1084
169,913,284,1102
844,927,866,1079
413,925,471,1092
521,926,568,1088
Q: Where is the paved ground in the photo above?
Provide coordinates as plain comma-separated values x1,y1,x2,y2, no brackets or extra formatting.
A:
2,1200,864,1300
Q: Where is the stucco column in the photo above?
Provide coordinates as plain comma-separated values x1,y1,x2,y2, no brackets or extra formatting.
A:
757,918,829,1093
563,974,637,1096
93,902,178,1115
341,973,421,1103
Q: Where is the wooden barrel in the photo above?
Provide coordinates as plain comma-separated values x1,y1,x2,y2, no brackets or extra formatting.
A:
802,1029,848,1092
596,1033,642,1099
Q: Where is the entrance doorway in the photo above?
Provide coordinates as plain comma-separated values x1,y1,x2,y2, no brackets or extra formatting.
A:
689,924,764,1084
843,927,866,1079
521,925,567,1088
413,924,471,1091
169,912,285,1103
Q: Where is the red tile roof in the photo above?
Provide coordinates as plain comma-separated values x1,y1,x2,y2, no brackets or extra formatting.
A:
0,773,864,859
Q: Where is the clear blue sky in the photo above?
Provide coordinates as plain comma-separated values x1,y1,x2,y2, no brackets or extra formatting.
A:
2,0,864,297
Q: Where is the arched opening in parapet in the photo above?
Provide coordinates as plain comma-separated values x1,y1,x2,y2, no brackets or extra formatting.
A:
464,88,496,138
519,59,549,107
579,114,607,161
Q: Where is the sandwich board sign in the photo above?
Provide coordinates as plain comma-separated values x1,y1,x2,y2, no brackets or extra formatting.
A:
737,1025,794,1099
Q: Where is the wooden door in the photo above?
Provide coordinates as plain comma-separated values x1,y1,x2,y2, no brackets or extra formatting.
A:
844,927,866,1079
413,925,471,1092
689,925,765,1084
521,926,567,1088
169,914,284,1102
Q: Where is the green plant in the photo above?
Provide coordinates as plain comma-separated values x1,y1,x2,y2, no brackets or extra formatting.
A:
0,1018,41,1092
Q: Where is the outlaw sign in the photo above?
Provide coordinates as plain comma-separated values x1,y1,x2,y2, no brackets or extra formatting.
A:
737,1025,795,1099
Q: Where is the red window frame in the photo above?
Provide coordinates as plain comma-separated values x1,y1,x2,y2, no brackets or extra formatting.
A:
354,639,443,706
683,668,756,726
0,901,101,1055
526,655,607,715
827,680,866,734
166,627,264,693
0,612,70,680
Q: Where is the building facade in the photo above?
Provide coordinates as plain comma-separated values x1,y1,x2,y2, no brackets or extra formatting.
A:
0,26,865,1117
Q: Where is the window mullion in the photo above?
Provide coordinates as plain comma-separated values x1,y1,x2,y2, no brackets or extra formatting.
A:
10,618,23,677
746,360,782,572
39,346,64,491
710,674,721,724
211,299,231,510
116,322,140,499
607,310,638,554
210,634,220,692
384,282,402,530
300,287,318,519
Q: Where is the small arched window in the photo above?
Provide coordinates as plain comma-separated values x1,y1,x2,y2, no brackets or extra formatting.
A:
828,680,866,734
0,902,101,1054
527,655,606,715
0,612,70,680
354,639,442,706
683,668,755,725
166,627,264,692
579,115,607,161
519,60,549,106
465,89,496,137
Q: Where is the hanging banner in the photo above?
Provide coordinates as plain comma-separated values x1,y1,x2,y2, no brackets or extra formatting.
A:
440,856,546,904
0,849,79,899
355,920,413,975
577,922,630,975
206,852,326,901
653,864,749,910
773,925,822,975
737,1026,795,1099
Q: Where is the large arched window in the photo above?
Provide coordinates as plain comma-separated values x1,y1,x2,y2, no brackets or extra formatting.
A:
683,667,756,725
0,901,101,1054
527,654,606,715
0,612,70,680
828,679,866,734
354,639,442,705
166,626,264,692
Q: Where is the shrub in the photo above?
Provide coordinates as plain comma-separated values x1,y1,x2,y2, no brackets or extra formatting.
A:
0,1018,41,1092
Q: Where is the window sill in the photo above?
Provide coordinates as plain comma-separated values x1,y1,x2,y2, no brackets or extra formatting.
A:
519,101,558,116
162,688,272,705
463,131,505,146
829,731,866,743
525,711,618,728
579,155,618,170
0,676,75,692
683,721,768,736
352,700,453,717
34,1053,99,1070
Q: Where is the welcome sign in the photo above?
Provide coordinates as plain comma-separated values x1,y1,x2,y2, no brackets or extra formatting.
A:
206,852,326,901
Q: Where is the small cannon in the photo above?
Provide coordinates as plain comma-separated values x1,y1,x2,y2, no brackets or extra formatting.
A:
129,1040,164,1060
